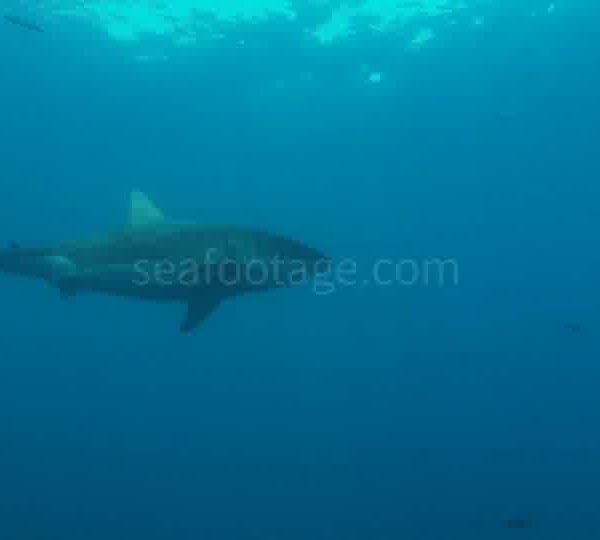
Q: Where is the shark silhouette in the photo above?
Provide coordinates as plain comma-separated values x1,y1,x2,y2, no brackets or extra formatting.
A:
0,192,330,333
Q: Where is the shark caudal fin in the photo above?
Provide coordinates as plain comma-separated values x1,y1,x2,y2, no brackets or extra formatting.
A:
129,191,165,227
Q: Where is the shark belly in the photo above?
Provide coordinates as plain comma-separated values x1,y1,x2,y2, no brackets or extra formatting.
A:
57,263,195,302
56,259,280,303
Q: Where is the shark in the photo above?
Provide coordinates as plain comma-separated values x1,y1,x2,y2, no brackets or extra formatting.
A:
0,192,330,333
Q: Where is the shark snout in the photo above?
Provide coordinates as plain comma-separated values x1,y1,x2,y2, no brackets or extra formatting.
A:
296,246,332,277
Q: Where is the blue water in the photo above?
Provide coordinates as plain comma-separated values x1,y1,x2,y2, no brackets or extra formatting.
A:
1,5,599,539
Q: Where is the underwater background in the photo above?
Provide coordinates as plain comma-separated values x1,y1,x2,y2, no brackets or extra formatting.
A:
1,0,599,538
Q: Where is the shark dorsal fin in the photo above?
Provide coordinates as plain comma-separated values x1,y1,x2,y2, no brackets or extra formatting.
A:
129,191,165,227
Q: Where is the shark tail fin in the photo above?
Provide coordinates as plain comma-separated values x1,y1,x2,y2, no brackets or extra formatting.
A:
129,191,165,227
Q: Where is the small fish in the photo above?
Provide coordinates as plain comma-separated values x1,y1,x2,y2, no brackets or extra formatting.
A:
560,321,587,336
506,518,533,529
3,14,44,33
498,110,518,121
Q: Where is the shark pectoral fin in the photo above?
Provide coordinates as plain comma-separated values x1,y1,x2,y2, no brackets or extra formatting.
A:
130,191,165,227
181,295,223,334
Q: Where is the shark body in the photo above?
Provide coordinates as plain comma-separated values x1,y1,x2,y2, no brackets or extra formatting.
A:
0,192,329,333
